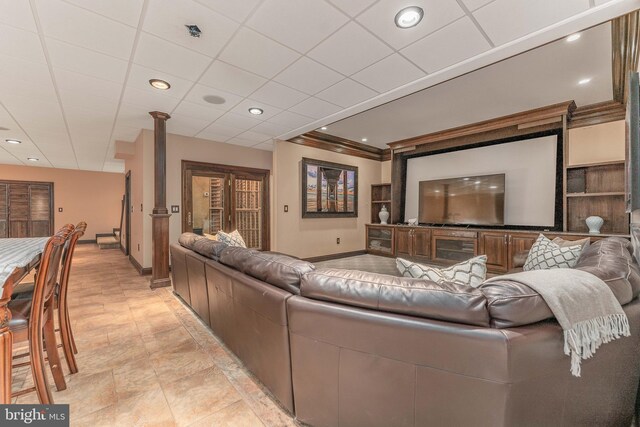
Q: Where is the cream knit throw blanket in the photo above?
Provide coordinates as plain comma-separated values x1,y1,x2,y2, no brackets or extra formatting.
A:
485,269,630,377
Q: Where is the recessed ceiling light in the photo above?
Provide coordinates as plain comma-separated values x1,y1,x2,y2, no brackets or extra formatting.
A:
578,78,591,85
321,127,327,130
394,6,424,29
27,157,38,162
462,177,470,181
361,138,368,142
203,95,226,105
185,24,202,38
248,107,264,115
149,79,170,90
489,185,498,189
566,33,581,42
474,181,481,184
434,190,440,193
5,139,21,144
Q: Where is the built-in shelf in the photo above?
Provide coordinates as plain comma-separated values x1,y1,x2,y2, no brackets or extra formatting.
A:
371,183,392,224
566,160,625,169
372,200,391,203
566,192,626,198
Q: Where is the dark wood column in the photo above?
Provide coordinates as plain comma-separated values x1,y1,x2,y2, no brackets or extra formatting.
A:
149,111,171,288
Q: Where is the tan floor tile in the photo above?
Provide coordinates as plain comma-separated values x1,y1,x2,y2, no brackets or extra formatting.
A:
113,358,161,400
150,342,215,385
114,383,176,426
161,366,242,427
187,400,264,427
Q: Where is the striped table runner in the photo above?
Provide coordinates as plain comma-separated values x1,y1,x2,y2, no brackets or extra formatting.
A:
0,237,49,292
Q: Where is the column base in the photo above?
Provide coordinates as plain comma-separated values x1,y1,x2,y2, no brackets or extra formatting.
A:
150,277,172,289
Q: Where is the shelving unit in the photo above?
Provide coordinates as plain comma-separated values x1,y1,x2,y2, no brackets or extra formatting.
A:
565,160,628,235
371,183,392,224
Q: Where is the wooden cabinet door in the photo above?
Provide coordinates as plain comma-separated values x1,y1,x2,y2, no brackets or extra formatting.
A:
413,228,431,259
0,183,7,238
9,183,29,238
395,228,412,258
29,184,52,237
480,232,509,272
508,233,538,270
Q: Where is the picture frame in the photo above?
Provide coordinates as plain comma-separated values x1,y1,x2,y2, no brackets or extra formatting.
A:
301,157,358,218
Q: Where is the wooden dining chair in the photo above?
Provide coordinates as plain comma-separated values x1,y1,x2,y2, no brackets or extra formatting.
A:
12,222,86,375
9,224,74,404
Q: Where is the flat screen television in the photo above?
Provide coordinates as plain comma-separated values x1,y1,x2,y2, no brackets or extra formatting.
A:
418,174,505,225
626,71,640,212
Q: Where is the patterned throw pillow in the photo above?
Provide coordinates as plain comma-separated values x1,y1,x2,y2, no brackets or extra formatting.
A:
523,234,582,271
396,256,488,288
216,230,247,248
203,232,218,241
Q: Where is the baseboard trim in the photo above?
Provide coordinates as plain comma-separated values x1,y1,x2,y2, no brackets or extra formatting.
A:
77,239,97,245
304,250,366,263
95,233,114,238
129,255,152,276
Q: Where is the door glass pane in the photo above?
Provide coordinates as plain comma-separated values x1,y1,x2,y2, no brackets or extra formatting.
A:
235,178,262,249
192,175,225,235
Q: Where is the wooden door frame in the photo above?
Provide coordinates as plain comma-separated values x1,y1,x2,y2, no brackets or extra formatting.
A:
1,179,54,237
181,160,271,250
123,171,131,256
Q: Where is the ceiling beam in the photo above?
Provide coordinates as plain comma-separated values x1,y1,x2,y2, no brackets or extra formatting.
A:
567,100,626,128
612,10,640,104
287,131,390,162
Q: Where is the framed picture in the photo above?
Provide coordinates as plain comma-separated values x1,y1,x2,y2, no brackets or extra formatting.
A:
301,157,358,218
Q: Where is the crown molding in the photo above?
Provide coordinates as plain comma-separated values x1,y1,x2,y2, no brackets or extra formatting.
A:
567,100,626,129
287,131,389,162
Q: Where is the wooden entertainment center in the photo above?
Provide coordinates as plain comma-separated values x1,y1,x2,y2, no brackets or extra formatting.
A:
366,101,630,274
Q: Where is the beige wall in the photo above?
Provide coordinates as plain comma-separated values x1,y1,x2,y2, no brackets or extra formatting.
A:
0,164,123,240
381,160,391,183
273,140,384,258
567,120,625,165
125,130,272,269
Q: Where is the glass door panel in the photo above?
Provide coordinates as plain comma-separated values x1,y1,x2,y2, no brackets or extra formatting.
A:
191,173,228,235
234,178,262,249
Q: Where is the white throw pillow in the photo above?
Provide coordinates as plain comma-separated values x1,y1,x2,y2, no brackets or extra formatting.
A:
396,256,487,288
216,230,247,248
523,234,582,271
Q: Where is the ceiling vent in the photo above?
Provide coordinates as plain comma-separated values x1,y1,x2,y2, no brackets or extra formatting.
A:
185,25,202,38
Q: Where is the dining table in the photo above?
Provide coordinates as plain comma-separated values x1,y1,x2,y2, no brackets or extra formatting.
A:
0,237,48,404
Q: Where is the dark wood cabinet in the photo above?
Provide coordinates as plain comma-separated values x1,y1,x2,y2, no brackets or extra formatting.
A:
394,227,430,260
366,225,394,256
479,232,509,272
0,181,53,238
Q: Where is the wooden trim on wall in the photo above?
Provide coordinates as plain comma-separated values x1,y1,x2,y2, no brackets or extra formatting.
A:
612,11,640,104
129,255,151,276
567,100,626,129
288,131,387,161
388,101,575,150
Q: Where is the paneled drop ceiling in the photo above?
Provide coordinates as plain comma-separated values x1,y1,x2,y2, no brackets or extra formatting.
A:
0,0,637,172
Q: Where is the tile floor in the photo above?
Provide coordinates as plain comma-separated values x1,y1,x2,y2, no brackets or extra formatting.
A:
11,244,298,427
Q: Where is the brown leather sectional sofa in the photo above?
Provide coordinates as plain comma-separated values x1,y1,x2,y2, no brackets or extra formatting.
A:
170,234,640,427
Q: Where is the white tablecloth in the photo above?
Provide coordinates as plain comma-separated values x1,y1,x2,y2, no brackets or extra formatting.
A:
0,237,48,292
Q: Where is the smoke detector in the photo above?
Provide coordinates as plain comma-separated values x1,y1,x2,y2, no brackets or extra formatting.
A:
185,25,202,38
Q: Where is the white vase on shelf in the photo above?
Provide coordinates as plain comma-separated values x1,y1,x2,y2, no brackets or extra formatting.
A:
379,205,389,225
585,216,604,234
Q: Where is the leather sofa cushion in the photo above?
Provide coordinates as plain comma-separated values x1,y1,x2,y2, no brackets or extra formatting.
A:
178,232,204,249
243,252,314,294
219,246,258,273
301,268,490,327
192,238,228,261
481,237,638,328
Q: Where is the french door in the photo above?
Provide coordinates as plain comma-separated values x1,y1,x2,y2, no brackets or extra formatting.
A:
0,180,53,238
182,161,270,250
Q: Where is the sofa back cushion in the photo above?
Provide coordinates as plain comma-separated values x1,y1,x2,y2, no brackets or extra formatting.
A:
301,268,490,327
178,232,204,249
243,252,315,294
192,238,228,261
481,237,638,328
219,246,258,273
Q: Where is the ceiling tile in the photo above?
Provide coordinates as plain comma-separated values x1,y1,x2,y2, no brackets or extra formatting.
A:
253,140,274,151
218,28,300,79
352,53,425,92
249,120,291,137
289,97,342,119
143,0,238,58
226,137,257,147
197,122,243,140
122,86,181,112
308,22,393,76
326,0,377,17
166,114,211,137
199,60,267,97
0,56,56,102
63,0,144,27
127,64,194,99
247,0,348,53
0,0,37,32
117,103,156,130
473,0,590,46
54,68,122,101
112,124,141,141
316,79,377,108
102,160,125,173
0,24,46,63
214,111,263,130
194,0,261,23
184,83,243,111
268,110,313,129
273,57,344,95
236,130,272,143
172,101,225,122
401,18,491,73
35,0,136,59
460,0,494,11
134,33,211,81
229,99,283,120
0,148,24,165
250,81,308,110
357,0,464,50
45,38,128,83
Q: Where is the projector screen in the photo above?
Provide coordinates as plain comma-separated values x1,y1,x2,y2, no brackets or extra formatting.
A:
405,135,558,227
